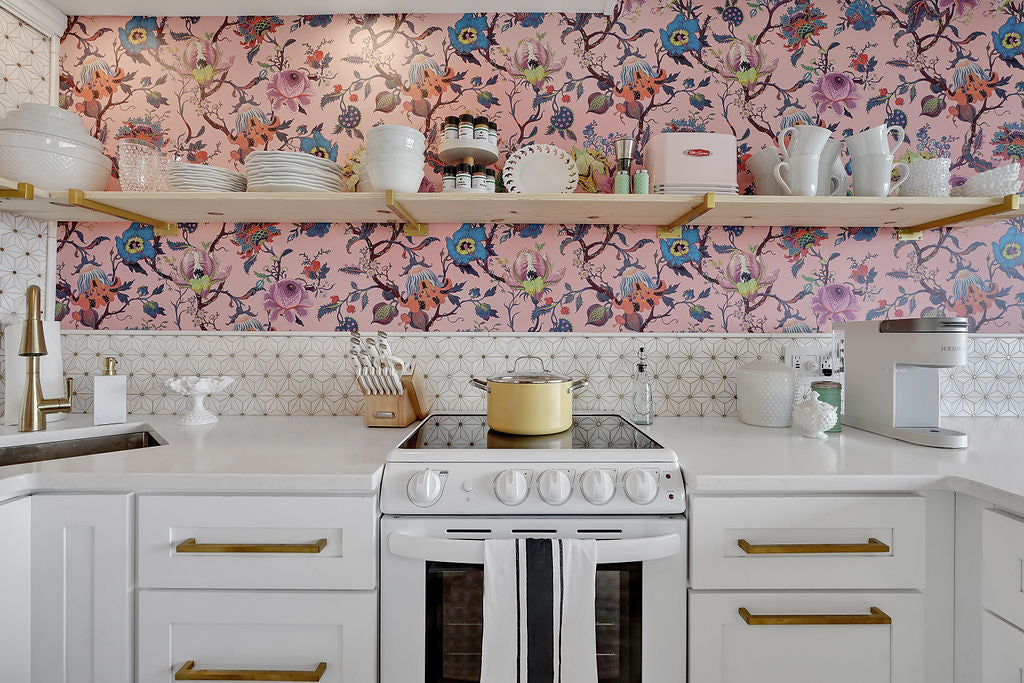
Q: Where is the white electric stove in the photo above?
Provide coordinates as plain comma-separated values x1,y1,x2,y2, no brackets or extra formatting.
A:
379,414,687,683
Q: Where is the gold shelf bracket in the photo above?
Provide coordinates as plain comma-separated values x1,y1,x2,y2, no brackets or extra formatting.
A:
658,192,716,239
67,188,177,236
385,189,428,237
898,193,1020,240
0,182,33,200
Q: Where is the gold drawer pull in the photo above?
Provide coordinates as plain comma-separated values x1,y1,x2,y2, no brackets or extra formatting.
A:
175,538,328,554
738,606,892,626
175,660,326,681
737,537,890,554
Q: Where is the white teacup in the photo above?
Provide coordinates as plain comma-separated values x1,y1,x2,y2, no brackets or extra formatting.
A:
774,154,820,196
777,124,832,160
851,153,909,197
816,138,845,197
845,124,905,158
747,146,783,195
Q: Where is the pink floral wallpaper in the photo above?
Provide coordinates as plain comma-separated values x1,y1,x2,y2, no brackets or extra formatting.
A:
55,6,1024,333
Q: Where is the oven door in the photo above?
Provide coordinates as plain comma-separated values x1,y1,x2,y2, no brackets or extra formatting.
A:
380,516,686,683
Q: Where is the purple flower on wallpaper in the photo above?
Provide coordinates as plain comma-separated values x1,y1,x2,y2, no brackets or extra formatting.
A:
266,69,314,112
810,72,860,116
506,249,565,300
719,251,778,299
717,40,778,88
811,283,860,325
170,247,231,295
264,279,312,323
510,38,566,88
938,0,977,17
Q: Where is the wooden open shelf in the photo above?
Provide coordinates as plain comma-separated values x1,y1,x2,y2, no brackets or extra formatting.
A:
0,177,1019,239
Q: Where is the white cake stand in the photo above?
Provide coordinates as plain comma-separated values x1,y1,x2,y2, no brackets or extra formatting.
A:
164,376,234,426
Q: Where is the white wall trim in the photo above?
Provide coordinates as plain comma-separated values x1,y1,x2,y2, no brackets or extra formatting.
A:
0,0,65,37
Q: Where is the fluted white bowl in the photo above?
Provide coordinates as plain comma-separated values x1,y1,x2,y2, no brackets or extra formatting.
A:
0,129,110,190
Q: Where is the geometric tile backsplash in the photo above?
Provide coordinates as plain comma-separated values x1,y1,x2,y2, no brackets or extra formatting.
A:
1,330,1015,420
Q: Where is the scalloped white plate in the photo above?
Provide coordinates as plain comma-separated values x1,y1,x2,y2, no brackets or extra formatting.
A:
502,143,578,194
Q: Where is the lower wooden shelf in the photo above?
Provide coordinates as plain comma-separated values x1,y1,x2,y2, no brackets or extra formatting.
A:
0,176,1018,238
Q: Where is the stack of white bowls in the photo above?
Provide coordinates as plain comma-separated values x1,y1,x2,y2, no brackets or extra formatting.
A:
952,162,1022,197
244,150,343,193
898,157,951,197
362,125,424,193
0,103,111,191
166,162,246,192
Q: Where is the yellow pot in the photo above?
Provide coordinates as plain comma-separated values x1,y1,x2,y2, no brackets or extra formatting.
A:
469,359,588,435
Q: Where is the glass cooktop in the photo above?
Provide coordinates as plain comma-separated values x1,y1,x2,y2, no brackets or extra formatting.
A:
398,414,662,450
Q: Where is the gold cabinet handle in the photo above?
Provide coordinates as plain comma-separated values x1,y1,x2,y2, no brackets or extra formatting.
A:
737,537,890,554
175,660,326,681
738,606,892,626
175,538,328,554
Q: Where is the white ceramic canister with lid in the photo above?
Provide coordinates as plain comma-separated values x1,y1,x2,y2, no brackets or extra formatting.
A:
735,359,796,427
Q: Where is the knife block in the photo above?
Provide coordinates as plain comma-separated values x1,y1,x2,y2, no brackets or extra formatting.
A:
362,365,431,427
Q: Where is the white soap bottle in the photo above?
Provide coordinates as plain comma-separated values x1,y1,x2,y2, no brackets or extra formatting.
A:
94,356,127,425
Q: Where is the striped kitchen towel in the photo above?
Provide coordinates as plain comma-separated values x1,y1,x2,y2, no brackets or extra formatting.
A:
480,538,598,683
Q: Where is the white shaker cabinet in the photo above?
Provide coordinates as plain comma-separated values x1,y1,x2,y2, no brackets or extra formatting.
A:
0,496,32,682
30,493,133,683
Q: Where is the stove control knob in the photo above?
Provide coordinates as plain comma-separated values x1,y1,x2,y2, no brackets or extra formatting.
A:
580,469,615,505
494,469,530,506
407,468,443,507
623,469,658,505
537,469,572,505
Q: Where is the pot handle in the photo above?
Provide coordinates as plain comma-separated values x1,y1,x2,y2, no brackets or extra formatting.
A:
569,378,589,395
469,378,490,393
512,354,548,373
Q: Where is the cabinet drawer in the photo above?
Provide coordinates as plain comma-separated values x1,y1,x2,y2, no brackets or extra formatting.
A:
690,495,925,589
983,610,1024,682
689,591,924,683
137,590,376,683
982,508,1024,628
138,495,376,590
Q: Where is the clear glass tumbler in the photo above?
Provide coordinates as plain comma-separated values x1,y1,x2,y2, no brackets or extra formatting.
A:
117,140,158,192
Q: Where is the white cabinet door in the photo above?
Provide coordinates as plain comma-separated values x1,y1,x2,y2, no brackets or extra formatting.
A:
0,496,32,683
31,493,132,683
137,589,377,683
689,591,924,683
983,611,1024,682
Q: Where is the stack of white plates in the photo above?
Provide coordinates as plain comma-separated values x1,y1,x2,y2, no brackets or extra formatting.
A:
654,182,738,195
362,125,424,193
244,150,343,193
166,162,246,192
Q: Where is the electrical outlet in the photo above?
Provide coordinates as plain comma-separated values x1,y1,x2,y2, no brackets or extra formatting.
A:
784,343,833,376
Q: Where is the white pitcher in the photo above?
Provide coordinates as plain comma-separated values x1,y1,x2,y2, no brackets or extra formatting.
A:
774,154,820,196
747,146,783,195
816,138,845,196
845,124,905,158
777,124,832,160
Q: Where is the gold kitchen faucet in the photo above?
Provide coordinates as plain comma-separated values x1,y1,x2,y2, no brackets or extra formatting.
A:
18,285,72,432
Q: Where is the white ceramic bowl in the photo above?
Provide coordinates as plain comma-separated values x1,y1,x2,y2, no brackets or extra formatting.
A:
0,118,103,150
18,102,83,124
5,108,95,135
365,142,426,156
362,152,425,165
0,130,110,190
366,124,425,141
365,161,423,193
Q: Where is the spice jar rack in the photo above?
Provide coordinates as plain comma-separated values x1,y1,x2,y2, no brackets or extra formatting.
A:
438,115,499,193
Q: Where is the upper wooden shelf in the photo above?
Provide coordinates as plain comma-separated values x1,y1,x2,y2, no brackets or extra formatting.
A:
0,176,1018,239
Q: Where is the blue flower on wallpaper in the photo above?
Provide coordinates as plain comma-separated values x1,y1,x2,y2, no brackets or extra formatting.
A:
519,224,544,238
306,15,333,27
142,300,165,318
115,223,157,264
994,17,1024,59
845,0,877,30
516,12,544,27
119,16,160,55
850,226,878,241
994,225,1024,276
299,129,339,161
449,14,490,54
660,230,703,266
446,224,488,265
660,15,702,56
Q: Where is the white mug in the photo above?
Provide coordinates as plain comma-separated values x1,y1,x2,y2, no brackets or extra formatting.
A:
777,124,832,160
816,138,845,197
831,154,849,196
774,154,820,196
845,124,905,158
851,153,909,197
747,146,783,195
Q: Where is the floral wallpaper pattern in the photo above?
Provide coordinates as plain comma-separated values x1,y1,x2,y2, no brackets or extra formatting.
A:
55,5,1024,333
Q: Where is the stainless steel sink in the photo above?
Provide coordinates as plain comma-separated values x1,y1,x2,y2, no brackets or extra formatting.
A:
0,431,159,467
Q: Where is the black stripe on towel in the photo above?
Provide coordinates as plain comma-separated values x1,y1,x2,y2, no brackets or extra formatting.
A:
526,538,555,683
516,540,523,683
557,539,564,683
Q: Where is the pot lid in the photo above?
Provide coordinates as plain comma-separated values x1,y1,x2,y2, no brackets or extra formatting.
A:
487,355,572,384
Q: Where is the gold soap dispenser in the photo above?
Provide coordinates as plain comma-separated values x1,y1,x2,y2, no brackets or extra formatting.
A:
93,356,127,425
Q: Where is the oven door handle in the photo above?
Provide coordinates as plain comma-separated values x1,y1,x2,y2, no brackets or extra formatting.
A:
387,532,682,564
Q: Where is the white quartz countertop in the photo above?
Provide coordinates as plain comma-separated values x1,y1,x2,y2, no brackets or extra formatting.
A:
0,414,397,497
2,414,1023,511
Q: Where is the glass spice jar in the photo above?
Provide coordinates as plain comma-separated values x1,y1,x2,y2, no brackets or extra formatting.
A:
458,114,475,140
485,168,496,192
455,163,472,189
442,165,456,191
471,164,486,190
443,116,459,141
474,116,489,141
487,121,498,146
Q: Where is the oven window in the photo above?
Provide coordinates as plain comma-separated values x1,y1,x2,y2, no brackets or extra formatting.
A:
424,562,642,683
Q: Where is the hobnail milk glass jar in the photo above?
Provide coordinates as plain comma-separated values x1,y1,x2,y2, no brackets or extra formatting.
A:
735,360,796,427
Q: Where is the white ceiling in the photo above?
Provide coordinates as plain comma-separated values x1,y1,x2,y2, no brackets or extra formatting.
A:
53,0,615,15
